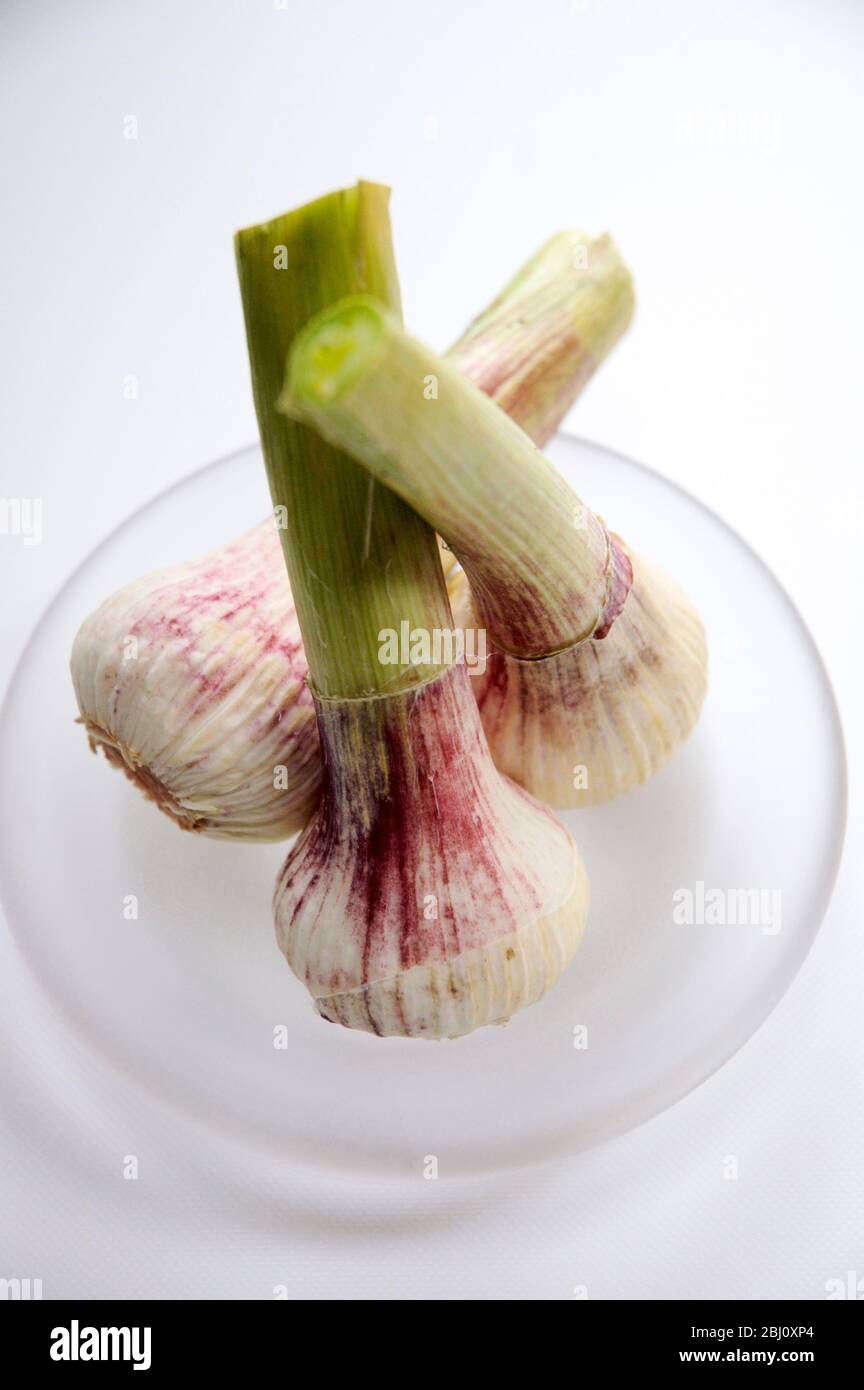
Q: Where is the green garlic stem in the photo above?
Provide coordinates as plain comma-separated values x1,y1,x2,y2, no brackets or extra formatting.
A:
235,183,452,699
279,296,622,657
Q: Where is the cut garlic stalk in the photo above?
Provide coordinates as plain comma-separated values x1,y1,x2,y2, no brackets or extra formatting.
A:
448,230,634,448
279,297,707,807
238,184,589,1036
72,223,634,836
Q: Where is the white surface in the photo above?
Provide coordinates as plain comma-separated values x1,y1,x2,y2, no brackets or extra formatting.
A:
0,0,860,1299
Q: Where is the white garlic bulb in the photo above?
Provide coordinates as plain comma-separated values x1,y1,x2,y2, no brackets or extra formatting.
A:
453,553,707,805
274,663,588,1037
71,519,320,840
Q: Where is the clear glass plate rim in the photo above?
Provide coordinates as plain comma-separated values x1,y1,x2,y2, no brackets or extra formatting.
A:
0,434,849,1181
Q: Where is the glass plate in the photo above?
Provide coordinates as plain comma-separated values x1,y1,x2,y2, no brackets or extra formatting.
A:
0,437,846,1177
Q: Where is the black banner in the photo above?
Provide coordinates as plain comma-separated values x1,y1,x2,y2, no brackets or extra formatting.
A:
1,1298,859,1373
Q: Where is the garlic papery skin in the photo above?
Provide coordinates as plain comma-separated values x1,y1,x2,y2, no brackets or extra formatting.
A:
71,518,320,840
452,553,707,806
274,662,588,1038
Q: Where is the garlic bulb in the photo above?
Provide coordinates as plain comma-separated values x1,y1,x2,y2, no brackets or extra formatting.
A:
451,552,707,805
71,519,319,840
275,663,588,1037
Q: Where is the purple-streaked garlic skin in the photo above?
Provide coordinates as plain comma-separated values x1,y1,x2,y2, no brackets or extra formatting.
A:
274,662,588,1038
71,519,321,840
594,531,634,639
452,554,707,808
448,325,596,452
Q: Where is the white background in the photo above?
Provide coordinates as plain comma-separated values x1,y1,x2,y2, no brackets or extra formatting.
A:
1,0,861,1299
